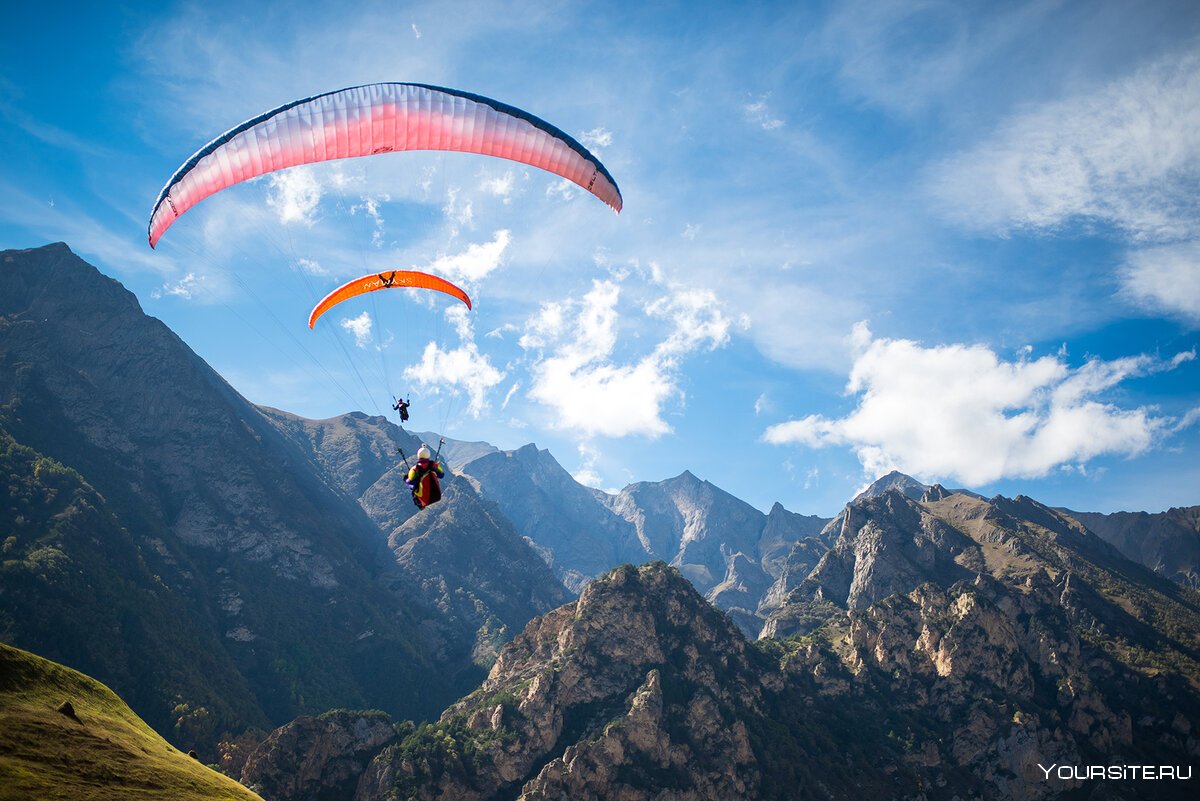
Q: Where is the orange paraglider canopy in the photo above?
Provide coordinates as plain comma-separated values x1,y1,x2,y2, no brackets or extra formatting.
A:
308,270,472,329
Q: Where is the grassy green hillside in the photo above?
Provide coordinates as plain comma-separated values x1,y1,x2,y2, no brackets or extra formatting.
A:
0,643,261,801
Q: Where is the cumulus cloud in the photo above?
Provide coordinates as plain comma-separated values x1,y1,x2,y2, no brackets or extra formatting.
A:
763,322,1193,486
340,311,373,349
1121,241,1200,322
929,49,1200,241
426,229,510,285
267,166,322,225
402,303,505,417
523,276,731,438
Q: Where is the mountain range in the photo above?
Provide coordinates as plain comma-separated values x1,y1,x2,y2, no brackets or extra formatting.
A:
2,243,1198,799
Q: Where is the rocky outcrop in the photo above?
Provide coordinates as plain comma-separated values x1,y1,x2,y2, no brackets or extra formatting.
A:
356,563,772,801
241,710,402,801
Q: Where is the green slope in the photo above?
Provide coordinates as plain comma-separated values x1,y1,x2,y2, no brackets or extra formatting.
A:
0,643,262,801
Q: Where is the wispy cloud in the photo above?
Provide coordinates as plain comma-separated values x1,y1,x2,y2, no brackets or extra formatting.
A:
573,442,604,488
743,96,785,130
267,166,323,226
350,194,390,247
1121,241,1200,323
292,257,329,277
764,322,1192,486
928,48,1200,241
151,271,202,300
579,127,613,150
480,170,516,203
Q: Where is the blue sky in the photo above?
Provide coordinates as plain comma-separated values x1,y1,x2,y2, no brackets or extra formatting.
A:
2,0,1199,516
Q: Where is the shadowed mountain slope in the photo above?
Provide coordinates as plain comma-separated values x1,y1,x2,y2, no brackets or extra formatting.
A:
0,243,459,751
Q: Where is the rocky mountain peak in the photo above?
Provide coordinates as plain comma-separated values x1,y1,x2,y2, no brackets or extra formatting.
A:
853,470,928,502
356,562,766,801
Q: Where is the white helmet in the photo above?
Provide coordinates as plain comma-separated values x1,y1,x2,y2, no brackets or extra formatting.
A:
417,444,432,460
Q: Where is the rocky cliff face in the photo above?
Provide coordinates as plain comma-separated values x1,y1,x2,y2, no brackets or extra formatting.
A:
240,710,403,801
607,471,774,596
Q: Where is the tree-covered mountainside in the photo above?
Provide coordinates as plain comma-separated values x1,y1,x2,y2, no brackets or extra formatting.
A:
0,642,263,801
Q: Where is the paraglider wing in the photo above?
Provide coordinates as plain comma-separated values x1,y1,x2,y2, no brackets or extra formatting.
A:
148,82,622,247
308,270,472,329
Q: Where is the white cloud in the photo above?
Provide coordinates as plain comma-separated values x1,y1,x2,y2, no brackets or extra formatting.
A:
340,311,373,349
293,257,328,276
1122,241,1200,322
480,170,515,203
763,322,1191,486
151,272,202,300
743,96,785,130
545,179,578,203
573,443,604,488
442,186,474,234
266,166,323,226
523,276,730,439
682,223,701,240
402,341,504,418
501,382,520,410
426,230,510,285
579,127,613,150
350,194,390,247
646,285,731,361
929,49,1200,241
401,300,504,418
411,22,421,39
